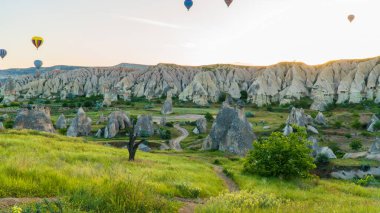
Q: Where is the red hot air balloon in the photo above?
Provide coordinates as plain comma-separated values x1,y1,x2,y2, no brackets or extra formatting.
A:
225,0,233,7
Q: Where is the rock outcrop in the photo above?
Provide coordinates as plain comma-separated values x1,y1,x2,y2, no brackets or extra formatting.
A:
134,115,154,137
67,108,92,137
283,124,293,136
4,57,380,111
318,147,337,159
287,107,311,127
195,117,207,134
314,112,327,126
103,111,131,138
367,115,379,132
13,106,55,133
0,122,4,130
161,94,173,115
56,114,67,129
203,101,256,156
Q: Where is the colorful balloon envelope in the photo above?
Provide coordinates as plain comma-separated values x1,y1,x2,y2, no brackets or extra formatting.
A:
32,36,44,49
184,0,193,11
225,0,233,7
34,60,43,69
348,14,355,23
0,49,7,59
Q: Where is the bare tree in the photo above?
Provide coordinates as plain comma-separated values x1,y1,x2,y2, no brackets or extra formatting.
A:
127,119,146,161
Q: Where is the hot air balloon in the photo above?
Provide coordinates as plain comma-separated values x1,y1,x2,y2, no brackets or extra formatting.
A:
225,0,233,7
184,0,193,11
348,14,355,23
34,60,43,69
32,36,44,50
0,49,7,59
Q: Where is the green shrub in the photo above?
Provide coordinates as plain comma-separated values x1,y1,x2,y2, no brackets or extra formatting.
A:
4,120,14,129
355,175,376,187
244,127,316,179
245,112,254,118
360,131,372,137
351,120,362,129
315,153,330,165
350,139,363,151
165,122,174,128
175,182,201,198
240,91,248,101
374,121,380,131
344,134,352,139
333,121,342,129
84,100,94,108
159,128,171,140
218,92,227,103
205,112,214,122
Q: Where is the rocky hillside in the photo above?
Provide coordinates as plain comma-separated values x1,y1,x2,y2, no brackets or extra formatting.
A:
2,56,380,111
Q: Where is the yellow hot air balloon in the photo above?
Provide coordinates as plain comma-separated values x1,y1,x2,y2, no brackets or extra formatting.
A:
31,36,44,49
348,14,355,23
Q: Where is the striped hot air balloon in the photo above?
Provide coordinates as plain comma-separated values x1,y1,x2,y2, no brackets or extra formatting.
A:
225,0,233,7
32,36,44,49
0,49,7,59
184,0,193,11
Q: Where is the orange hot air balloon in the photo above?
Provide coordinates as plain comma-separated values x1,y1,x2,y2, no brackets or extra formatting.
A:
225,0,233,7
348,14,355,23
31,36,44,49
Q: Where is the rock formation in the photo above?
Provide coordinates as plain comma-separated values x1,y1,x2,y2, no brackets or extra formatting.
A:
203,101,256,156
287,107,311,127
283,124,293,136
95,129,102,138
367,115,379,132
56,114,66,129
195,117,207,134
67,108,92,137
134,115,154,137
103,111,131,138
314,112,327,126
96,113,108,125
0,122,4,130
318,147,337,159
13,106,55,133
3,57,380,111
161,94,173,115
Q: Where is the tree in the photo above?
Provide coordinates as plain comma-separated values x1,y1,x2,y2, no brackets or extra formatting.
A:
244,127,316,179
205,112,214,122
350,139,363,151
126,119,147,161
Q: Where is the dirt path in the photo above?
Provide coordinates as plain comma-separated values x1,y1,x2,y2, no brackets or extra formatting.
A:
213,165,239,192
0,198,57,209
152,114,204,123
178,165,239,213
169,124,189,151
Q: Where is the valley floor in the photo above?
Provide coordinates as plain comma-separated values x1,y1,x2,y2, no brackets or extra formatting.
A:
0,130,380,212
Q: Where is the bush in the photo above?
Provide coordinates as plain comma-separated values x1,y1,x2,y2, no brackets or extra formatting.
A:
244,128,316,179
240,91,248,101
218,92,227,103
165,122,174,128
205,112,214,122
333,121,342,129
355,175,376,187
84,100,95,108
245,112,254,118
373,121,380,131
350,139,363,151
351,119,362,129
159,128,172,140
315,153,330,165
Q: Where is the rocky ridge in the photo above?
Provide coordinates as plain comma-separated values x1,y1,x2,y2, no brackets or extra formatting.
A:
2,57,380,111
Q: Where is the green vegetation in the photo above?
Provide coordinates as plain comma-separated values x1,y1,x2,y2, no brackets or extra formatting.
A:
0,130,225,212
244,128,316,179
350,139,363,151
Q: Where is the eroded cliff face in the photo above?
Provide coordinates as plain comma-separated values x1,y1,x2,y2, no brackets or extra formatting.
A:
2,57,380,111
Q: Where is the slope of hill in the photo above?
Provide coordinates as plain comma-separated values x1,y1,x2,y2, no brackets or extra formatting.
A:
0,65,82,81
2,56,380,111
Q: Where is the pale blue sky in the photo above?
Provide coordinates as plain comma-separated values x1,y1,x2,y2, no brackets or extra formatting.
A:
0,0,379,68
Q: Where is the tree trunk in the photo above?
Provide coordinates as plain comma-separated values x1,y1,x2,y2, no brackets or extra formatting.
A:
128,148,137,161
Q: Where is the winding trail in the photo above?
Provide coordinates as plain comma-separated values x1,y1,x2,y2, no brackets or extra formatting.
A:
169,124,189,151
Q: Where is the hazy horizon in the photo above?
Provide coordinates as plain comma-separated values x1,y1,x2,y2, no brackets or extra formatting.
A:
1,0,379,69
